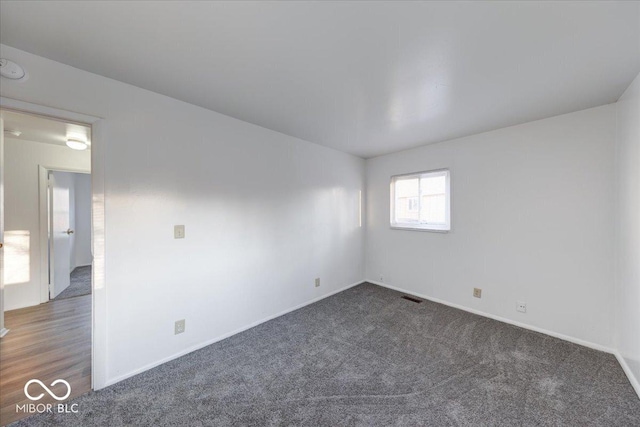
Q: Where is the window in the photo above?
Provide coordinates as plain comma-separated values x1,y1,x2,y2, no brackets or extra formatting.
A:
390,169,450,231
407,197,418,212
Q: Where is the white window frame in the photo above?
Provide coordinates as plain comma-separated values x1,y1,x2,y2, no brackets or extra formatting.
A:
390,168,451,232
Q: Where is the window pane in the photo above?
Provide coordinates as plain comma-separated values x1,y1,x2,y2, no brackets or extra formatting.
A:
420,175,446,224
421,175,445,195
394,177,419,222
391,169,450,231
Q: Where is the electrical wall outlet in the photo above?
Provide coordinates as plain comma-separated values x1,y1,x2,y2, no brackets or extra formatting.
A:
174,319,186,334
473,288,482,298
174,225,185,239
315,278,320,287
517,302,527,313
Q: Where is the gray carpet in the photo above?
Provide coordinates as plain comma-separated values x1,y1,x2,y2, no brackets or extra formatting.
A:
53,266,91,300
14,283,640,426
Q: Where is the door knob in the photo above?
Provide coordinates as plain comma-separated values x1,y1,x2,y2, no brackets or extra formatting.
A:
66,229,75,235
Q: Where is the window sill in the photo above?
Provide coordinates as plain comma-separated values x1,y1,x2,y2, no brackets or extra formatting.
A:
390,225,450,233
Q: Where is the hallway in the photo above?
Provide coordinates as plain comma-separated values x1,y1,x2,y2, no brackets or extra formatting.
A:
0,295,91,425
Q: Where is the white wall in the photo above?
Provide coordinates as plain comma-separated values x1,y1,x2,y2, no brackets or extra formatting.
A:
615,72,640,391
73,173,92,268
3,138,90,310
0,117,6,336
0,44,365,385
366,105,616,349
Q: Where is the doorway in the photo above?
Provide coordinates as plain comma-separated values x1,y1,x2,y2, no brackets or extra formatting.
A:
0,108,93,424
47,170,92,302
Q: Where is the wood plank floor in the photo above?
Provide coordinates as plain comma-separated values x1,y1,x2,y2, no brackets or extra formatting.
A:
0,295,91,426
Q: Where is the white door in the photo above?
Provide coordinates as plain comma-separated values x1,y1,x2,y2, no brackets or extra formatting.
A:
49,171,73,298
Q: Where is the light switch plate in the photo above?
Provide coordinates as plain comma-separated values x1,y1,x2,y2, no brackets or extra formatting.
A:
315,278,320,287
175,319,185,334
174,225,185,239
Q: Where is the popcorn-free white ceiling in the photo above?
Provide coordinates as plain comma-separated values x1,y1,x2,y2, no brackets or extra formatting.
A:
0,1,638,158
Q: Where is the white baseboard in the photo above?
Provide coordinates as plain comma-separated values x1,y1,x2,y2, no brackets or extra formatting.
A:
104,280,366,387
614,351,640,399
367,280,615,354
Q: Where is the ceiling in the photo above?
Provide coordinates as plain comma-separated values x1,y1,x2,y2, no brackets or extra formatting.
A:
0,1,638,158
1,109,91,148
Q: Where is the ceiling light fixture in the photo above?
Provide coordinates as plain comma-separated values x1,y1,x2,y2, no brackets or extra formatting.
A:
4,129,22,137
66,138,88,151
